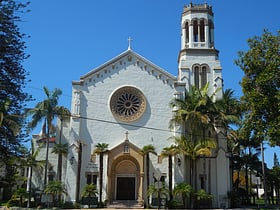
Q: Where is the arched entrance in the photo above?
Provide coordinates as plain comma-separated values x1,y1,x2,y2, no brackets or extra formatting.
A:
115,160,137,200
108,155,142,202
107,139,144,205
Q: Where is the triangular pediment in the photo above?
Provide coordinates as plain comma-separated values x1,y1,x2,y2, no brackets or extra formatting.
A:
72,49,176,86
110,139,142,156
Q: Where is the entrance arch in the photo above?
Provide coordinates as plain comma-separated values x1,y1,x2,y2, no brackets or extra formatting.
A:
115,160,137,200
109,155,142,202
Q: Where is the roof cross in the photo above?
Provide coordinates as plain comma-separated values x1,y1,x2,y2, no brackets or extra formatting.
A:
127,37,133,50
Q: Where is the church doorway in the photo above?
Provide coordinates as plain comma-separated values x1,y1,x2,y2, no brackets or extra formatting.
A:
116,176,135,200
107,142,144,204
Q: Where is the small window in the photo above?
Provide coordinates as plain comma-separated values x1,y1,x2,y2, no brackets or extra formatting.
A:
48,174,54,182
124,144,129,153
200,176,205,190
160,176,165,182
158,156,163,164
86,173,98,185
90,154,96,163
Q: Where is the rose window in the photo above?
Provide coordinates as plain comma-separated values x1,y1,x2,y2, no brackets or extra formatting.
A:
110,86,146,122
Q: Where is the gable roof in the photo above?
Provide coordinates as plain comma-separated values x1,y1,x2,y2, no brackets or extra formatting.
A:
72,49,177,85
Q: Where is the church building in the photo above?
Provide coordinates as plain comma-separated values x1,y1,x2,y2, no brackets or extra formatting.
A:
32,3,230,209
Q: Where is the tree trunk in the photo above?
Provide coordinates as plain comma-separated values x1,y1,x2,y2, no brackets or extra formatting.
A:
168,155,173,200
99,153,104,206
57,154,62,181
44,125,50,186
245,164,249,204
146,153,150,192
27,166,33,207
57,118,63,181
75,142,82,202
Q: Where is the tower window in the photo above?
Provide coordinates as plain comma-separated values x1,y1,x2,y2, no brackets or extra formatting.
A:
209,21,214,45
200,20,205,42
194,66,200,88
185,22,189,43
201,66,207,88
193,20,198,42
193,65,208,89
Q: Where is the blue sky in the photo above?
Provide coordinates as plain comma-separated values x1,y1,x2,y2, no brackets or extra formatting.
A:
21,0,279,168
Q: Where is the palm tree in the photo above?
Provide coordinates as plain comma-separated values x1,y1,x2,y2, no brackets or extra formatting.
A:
93,143,109,206
55,106,71,181
173,182,193,208
215,89,241,126
44,180,67,207
73,141,84,202
147,182,169,208
52,143,68,181
160,145,177,201
25,141,45,207
81,183,98,208
195,189,213,208
141,144,157,201
172,135,216,190
8,188,28,207
170,85,241,190
26,86,69,186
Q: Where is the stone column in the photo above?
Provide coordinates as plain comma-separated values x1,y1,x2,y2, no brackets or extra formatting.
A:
205,24,209,47
138,172,144,205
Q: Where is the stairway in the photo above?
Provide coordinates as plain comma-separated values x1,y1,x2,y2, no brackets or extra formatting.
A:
109,200,143,209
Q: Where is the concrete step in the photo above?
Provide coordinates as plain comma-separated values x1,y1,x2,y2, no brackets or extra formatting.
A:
109,200,143,209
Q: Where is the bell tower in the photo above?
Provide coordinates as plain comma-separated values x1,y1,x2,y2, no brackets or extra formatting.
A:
178,2,223,99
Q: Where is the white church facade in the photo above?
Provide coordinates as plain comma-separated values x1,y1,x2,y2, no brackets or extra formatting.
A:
32,3,231,208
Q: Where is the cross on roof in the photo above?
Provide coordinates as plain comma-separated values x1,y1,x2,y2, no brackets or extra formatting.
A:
127,37,133,50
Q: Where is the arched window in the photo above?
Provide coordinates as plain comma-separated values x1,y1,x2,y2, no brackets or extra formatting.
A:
193,20,198,42
200,20,205,42
208,21,214,46
201,66,207,88
185,22,189,43
193,65,208,89
194,66,200,88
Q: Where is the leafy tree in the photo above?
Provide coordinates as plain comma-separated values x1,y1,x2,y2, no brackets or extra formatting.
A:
81,183,98,208
235,30,280,146
0,1,32,197
93,142,109,206
141,144,157,201
26,86,68,186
